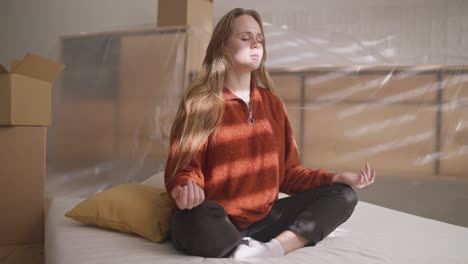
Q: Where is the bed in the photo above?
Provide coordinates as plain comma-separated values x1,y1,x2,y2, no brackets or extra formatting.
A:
45,194,468,264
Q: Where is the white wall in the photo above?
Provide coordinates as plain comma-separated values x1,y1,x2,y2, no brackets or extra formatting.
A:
2,0,467,67
0,0,157,66
215,0,468,67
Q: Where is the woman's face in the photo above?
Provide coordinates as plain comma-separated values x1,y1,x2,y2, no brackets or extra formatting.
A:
225,15,264,72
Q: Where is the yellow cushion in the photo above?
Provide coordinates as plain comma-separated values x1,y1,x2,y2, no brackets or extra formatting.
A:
65,183,172,243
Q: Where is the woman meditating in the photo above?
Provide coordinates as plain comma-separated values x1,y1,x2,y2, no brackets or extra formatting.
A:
164,7,376,259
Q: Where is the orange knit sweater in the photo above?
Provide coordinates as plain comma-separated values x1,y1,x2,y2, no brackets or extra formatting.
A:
164,77,335,229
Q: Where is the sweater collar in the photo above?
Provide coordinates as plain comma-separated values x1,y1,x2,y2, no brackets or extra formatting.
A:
222,76,258,101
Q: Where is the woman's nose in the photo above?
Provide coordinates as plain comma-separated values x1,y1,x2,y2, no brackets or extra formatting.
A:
252,39,260,48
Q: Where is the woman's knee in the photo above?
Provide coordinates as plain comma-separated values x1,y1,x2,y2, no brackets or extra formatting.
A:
292,183,359,210
331,184,359,210
171,200,241,258
172,200,226,224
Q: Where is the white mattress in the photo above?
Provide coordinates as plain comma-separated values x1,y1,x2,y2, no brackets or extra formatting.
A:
46,196,468,264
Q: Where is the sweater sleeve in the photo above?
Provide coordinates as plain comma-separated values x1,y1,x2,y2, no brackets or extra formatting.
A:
164,137,207,195
279,109,336,195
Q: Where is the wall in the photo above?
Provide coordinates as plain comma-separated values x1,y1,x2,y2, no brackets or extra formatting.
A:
215,0,468,67
0,0,157,66
2,0,468,67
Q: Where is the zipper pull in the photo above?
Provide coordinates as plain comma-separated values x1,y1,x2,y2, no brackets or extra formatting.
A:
247,101,254,126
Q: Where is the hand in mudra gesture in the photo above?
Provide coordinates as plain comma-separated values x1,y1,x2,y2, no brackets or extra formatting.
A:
171,179,205,210
332,163,376,188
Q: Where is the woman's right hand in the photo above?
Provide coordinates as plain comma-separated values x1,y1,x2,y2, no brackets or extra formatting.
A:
171,179,205,210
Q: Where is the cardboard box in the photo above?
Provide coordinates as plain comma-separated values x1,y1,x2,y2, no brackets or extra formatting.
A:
0,53,64,126
0,126,46,245
157,0,213,73
157,0,213,32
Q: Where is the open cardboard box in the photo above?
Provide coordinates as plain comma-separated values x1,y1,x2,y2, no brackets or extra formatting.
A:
0,53,64,126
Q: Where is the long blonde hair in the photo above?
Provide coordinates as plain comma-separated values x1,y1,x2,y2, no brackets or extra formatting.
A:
167,8,277,183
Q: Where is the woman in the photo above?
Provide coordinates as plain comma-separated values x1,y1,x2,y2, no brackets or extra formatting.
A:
164,8,376,259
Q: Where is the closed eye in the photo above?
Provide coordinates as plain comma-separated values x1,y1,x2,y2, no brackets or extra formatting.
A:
239,33,264,43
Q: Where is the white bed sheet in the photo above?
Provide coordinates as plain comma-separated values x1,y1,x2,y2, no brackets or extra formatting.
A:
46,196,468,264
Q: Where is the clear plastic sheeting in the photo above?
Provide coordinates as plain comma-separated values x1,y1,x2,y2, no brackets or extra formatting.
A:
269,64,468,227
270,65,468,178
46,26,189,197
45,22,467,227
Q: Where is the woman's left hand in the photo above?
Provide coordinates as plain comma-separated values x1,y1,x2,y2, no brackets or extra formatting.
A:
332,162,376,188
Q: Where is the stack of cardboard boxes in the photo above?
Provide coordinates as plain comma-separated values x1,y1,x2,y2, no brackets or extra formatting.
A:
0,53,63,262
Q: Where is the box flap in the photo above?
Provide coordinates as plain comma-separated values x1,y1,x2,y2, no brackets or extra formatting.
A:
0,64,8,74
10,60,21,71
12,53,64,82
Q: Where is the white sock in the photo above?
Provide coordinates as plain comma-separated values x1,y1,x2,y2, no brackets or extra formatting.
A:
230,237,284,260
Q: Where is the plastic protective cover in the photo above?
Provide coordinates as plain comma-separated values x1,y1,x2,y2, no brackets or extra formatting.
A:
45,21,467,218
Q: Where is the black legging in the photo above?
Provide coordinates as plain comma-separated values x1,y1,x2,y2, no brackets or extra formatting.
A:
170,183,358,258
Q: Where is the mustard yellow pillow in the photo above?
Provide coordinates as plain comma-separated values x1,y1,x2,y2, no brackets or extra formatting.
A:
65,183,172,243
